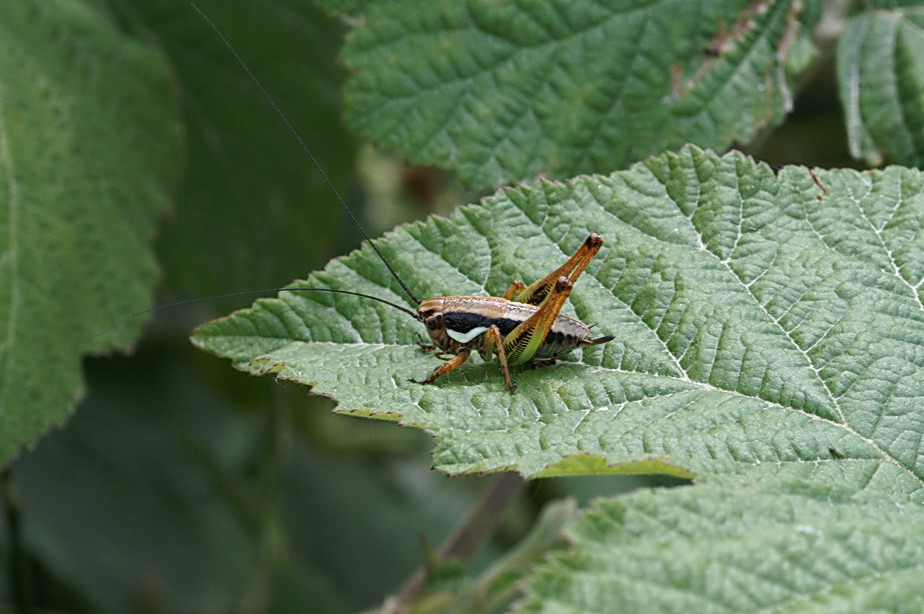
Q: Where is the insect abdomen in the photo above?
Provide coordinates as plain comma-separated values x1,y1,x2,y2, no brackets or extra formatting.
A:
534,313,592,358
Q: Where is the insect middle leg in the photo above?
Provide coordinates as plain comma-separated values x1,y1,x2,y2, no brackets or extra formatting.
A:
411,346,472,386
502,280,526,300
480,324,516,392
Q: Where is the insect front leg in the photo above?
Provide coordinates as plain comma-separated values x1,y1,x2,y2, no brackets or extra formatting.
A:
414,333,436,351
415,334,458,359
410,346,472,386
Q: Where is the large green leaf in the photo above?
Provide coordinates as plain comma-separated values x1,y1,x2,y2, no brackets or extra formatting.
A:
342,0,820,187
193,147,924,486
0,2,177,465
838,5,924,167
519,468,924,613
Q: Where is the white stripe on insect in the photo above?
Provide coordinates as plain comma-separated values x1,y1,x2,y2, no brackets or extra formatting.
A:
447,326,489,343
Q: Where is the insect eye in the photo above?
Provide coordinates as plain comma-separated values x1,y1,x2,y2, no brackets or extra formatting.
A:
426,313,443,330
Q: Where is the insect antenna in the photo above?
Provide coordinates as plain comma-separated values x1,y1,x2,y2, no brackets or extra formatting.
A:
96,286,421,338
191,3,421,307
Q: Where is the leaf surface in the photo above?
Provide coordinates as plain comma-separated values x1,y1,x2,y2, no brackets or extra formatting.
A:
518,468,924,613
194,147,924,485
341,0,819,186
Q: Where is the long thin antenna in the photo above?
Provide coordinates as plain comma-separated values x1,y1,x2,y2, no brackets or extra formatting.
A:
191,3,421,306
96,287,420,338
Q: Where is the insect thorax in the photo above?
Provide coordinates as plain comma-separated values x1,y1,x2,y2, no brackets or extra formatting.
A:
418,296,591,358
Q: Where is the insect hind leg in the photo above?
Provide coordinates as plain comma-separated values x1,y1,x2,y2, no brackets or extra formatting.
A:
503,276,574,366
511,234,603,306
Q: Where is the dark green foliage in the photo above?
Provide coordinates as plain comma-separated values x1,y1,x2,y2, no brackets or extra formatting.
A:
3,1,923,612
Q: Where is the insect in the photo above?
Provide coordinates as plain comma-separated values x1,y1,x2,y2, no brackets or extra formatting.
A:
140,7,615,392
411,235,614,391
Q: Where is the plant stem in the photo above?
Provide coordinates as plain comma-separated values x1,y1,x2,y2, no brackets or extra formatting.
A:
383,472,525,613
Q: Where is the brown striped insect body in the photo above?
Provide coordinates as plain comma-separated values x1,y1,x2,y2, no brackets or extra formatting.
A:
418,294,612,391
413,233,613,390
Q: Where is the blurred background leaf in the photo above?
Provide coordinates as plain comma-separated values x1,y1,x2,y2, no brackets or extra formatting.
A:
342,0,821,186
838,5,924,167
12,345,496,612
0,0,177,467
132,0,356,296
